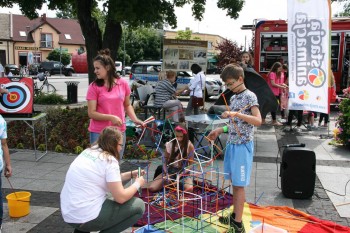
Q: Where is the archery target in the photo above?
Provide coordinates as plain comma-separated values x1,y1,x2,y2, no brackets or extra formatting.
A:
0,77,34,114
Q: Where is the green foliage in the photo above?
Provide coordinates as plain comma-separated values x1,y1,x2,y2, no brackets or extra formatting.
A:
38,144,46,151
34,93,68,105
16,143,24,149
117,26,162,64
176,30,192,40
334,98,350,147
46,49,71,65
55,145,63,153
7,107,90,153
74,146,84,154
55,1,77,19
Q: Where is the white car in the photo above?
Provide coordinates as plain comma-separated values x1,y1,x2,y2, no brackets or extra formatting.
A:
129,61,222,99
177,71,222,98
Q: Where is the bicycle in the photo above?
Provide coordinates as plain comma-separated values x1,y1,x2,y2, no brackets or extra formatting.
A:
32,72,56,97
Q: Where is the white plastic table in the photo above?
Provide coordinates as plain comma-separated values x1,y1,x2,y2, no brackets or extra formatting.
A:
5,113,48,161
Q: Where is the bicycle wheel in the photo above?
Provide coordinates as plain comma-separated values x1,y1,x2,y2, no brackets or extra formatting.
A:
40,84,56,94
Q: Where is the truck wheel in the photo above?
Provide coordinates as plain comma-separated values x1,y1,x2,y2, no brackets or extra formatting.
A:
205,88,210,101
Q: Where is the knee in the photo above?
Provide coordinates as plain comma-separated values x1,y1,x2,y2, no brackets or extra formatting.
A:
133,197,145,215
184,185,193,192
148,186,159,193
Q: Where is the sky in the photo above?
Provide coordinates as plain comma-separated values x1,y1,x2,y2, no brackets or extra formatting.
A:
0,0,345,48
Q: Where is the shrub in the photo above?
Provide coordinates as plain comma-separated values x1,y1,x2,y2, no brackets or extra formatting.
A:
334,98,350,147
7,106,89,153
34,93,68,105
38,144,46,151
74,146,84,154
16,143,24,149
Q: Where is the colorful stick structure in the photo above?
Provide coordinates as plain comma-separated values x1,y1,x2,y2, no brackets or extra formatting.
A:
126,111,233,233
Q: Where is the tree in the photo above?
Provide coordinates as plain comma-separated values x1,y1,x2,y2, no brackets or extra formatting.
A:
334,0,350,16
1,0,245,83
176,29,193,40
47,49,71,65
215,38,241,71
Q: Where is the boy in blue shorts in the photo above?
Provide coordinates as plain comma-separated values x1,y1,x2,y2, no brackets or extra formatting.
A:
208,64,262,233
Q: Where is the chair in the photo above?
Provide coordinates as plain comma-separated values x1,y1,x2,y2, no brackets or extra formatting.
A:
137,85,165,120
188,126,225,160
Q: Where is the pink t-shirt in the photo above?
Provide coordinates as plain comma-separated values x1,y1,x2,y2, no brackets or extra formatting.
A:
268,72,284,96
86,79,131,133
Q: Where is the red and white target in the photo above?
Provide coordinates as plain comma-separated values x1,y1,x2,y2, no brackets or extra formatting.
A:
0,77,34,115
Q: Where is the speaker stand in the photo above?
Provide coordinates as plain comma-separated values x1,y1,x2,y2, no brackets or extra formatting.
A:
319,120,333,139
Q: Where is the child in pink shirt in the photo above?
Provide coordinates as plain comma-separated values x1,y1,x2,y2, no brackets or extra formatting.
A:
86,49,144,157
264,62,287,125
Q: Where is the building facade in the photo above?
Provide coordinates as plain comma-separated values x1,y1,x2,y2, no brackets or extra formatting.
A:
0,13,85,67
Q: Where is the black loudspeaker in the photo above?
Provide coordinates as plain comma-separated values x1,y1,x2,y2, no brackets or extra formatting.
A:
280,147,316,199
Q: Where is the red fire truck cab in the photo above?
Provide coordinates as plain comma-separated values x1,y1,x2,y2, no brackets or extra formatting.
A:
252,18,350,94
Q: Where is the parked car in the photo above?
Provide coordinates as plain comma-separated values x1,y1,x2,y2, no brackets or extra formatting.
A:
5,64,20,75
38,61,75,76
124,66,131,75
130,61,221,98
115,61,122,74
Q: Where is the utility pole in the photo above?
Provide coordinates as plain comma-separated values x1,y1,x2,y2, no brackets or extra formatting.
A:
60,46,62,77
123,33,126,76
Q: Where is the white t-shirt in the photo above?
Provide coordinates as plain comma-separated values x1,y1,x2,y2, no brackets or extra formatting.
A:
60,147,121,223
0,115,7,171
188,71,205,98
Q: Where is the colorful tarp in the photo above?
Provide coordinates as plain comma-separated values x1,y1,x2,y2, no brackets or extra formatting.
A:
136,203,350,233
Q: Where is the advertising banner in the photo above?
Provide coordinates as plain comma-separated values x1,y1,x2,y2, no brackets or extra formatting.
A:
163,39,208,72
287,0,331,114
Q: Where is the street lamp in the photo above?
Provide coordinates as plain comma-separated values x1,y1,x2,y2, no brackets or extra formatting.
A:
123,32,126,76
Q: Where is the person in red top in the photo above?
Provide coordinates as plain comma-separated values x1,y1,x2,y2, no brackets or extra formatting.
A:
263,62,288,125
86,49,144,157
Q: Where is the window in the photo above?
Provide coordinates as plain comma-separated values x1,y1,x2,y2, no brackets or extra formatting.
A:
331,34,340,72
64,34,71,39
259,33,288,72
40,33,53,48
208,42,213,49
19,31,26,37
133,65,144,74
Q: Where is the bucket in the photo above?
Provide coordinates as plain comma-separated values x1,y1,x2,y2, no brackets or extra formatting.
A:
6,191,31,217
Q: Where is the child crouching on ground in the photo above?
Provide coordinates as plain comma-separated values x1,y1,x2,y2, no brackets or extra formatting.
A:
147,123,195,192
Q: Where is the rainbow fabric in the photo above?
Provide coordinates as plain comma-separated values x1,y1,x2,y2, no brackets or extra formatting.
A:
137,203,350,233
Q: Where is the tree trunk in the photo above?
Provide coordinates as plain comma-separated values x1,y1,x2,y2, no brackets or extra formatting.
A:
75,0,102,84
103,1,122,62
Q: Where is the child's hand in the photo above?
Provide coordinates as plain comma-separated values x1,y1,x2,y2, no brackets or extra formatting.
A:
110,115,123,126
4,165,12,178
134,119,146,128
131,169,145,178
136,176,145,186
207,129,220,141
222,111,236,118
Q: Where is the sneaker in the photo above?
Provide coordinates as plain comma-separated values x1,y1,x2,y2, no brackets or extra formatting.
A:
226,222,246,233
295,127,302,133
272,121,283,126
219,214,235,225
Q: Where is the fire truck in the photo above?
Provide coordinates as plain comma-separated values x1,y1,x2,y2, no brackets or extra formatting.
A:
252,18,350,93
